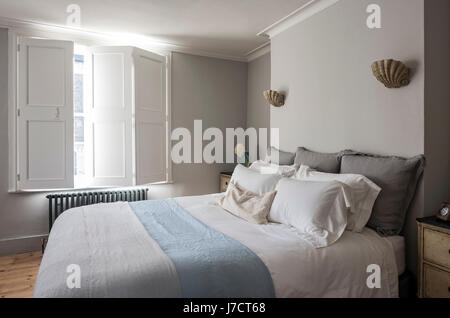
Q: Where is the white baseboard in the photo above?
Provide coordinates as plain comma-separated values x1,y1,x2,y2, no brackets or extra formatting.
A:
0,234,48,256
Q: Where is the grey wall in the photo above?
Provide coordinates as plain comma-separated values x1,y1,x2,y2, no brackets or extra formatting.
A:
424,0,450,218
150,52,247,199
0,45,247,255
247,53,271,154
270,0,431,275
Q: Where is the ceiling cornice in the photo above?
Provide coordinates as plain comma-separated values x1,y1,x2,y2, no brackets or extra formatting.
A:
245,42,270,62
0,16,249,62
257,0,340,38
0,0,339,63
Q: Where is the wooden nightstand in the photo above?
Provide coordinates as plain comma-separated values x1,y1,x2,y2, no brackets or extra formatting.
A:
417,216,450,298
220,171,233,193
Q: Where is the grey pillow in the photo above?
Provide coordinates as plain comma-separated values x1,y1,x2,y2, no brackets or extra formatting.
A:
294,147,344,173
266,147,295,165
340,154,425,235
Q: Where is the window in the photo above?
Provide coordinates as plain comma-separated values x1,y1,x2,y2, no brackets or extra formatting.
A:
15,37,169,191
73,51,86,183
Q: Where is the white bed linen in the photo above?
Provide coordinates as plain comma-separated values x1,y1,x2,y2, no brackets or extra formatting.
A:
176,193,399,298
269,179,350,248
385,236,405,275
34,202,182,297
230,165,281,195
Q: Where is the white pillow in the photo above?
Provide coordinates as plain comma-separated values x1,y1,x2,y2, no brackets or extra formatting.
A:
249,160,297,177
295,165,381,232
269,179,350,248
230,164,282,195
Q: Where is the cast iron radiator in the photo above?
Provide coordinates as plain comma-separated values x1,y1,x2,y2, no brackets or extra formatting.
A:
46,187,149,231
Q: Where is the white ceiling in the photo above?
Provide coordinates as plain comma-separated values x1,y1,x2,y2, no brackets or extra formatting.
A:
0,0,309,58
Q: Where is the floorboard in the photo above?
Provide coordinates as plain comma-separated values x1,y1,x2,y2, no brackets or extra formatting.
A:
0,251,42,298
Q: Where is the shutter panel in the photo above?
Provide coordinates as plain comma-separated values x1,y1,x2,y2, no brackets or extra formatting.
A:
17,38,74,190
89,47,134,187
133,48,168,184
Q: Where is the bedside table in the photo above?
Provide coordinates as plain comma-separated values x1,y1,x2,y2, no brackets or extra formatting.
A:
219,171,233,193
417,216,450,298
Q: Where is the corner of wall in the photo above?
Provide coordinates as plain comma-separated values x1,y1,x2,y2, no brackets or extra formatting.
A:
424,0,450,214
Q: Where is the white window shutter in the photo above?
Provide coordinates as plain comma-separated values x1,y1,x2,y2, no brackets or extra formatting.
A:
88,47,134,187
17,38,74,190
133,48,168,185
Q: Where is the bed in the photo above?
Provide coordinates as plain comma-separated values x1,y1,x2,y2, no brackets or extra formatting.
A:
34,193,400,298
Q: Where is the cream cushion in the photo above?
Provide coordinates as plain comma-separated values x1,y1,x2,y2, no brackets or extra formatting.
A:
218,181,277,224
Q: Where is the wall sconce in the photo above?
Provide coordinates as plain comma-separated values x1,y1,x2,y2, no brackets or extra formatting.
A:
371,59,410,88
263,90,285,107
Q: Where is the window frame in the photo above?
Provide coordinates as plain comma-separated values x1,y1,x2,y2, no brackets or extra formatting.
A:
73,46,92,188
7,28,173,193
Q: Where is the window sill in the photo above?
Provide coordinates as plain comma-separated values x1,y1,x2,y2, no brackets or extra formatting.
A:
8,181,174,194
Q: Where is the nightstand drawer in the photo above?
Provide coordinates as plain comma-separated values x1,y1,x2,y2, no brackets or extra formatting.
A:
423,228,450,268
423,264,450,298
220,175,231,193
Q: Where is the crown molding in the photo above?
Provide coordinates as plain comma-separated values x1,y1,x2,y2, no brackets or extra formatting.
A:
246,42,271,62
0,0,339,64
0,16,249,62
257,0,340,38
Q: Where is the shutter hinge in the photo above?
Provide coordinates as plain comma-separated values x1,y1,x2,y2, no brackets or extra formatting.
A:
17,109,20,117
17,174,20,182
17,44,20,52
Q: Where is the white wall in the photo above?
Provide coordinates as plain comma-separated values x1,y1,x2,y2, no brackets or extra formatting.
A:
247,53,271,152
0,42,247,254
270,0,428,275
271,0,424,157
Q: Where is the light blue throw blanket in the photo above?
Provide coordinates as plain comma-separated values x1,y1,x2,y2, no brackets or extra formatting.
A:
129,199,275,298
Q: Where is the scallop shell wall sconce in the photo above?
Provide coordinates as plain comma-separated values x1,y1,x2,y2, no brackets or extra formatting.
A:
263,90,285,107
371,59,410,88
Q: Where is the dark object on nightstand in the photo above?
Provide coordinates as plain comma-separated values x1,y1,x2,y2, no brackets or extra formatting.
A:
436,202,450,222
416,216,450,298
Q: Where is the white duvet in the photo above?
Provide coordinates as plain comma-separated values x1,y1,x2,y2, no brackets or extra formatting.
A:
36,193,399,298
176,193,399,298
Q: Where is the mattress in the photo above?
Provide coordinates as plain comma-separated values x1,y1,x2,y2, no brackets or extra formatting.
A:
385,235,406,275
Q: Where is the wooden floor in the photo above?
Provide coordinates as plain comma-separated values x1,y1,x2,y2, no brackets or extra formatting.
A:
0,251,42,298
